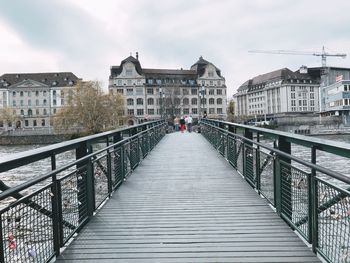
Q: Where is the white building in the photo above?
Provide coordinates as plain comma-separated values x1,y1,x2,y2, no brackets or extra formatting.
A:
109,54,227,124
0,72,80,130
233,67,320,121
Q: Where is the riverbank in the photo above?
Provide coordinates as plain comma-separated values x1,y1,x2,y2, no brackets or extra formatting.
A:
0,134,67,145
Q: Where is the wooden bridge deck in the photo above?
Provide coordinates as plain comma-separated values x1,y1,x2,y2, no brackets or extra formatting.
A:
57,132,320,262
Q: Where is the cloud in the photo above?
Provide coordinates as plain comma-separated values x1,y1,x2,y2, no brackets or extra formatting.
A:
0,0,349,96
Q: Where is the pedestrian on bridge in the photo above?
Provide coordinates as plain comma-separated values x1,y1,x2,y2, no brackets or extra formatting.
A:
186,115,193,132
179,116,186,133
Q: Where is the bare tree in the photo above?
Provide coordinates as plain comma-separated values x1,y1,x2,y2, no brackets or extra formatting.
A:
227,99,235,122
162,87,184,120
53,81,125,135
0,107,20,129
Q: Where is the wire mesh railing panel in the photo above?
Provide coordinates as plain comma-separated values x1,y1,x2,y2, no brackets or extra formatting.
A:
0,186,54,263
123,143,132,178
129,138,140,170
111,147,123,189
236,139,244,176
93,155,109,209
280,160,309,240
245,144,256,186
227,136,236,167
218,132,226,157
259,150,275,205
59,166,88,244
317,179,350,263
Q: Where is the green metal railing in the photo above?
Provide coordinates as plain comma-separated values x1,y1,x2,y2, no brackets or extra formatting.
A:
0,120,166,263
201,119,350,263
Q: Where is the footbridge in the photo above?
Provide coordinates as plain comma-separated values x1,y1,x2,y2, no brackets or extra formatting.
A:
0,120,349,263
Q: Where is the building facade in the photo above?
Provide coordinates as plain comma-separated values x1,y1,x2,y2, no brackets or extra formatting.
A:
312,67,350,126
233,67,320,122
109,55,227,124
0,72,80,130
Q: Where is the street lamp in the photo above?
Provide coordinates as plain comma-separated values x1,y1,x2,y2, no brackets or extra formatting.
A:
159,87,165,119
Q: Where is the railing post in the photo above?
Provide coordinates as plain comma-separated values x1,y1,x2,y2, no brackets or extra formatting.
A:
310,146,318,252
0,211,5,263
244,128,253,180
106,137,113,195
276,136,291,217
50,154,61,257
256,132,261,192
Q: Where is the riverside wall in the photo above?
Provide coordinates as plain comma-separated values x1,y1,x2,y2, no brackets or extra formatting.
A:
0,134,67,145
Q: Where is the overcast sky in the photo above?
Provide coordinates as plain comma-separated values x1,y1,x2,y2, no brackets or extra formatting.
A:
0,0,349,97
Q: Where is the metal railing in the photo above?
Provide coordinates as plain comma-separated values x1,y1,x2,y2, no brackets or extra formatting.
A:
201,119,350,263
0,120,166,263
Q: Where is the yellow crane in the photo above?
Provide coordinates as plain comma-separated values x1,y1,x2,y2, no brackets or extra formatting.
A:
248,46,346,67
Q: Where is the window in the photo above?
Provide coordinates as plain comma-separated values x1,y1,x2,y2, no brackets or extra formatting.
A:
137,109,144,115
20,109,24,115
33,120,37,127
20,100,24,106
147,98,154,105
310,87,314,92
13,100,16,106
36,91,39,96
209,89,215,95
310,100,315,106
192,108,198,114
136,98,143,105
183,98,189,105
182,88,189,95
53,99,57,106
53,90,56,97
20,91,24,97
216,89,222,95
41,119,45,126
127,79,132,85
28,99,31,106
127,88,133,95
191,89,197,95
217,98,222,105
43,91,47,97
148,79,153,84
36,109,40,115
209,98,215,105
28,109,32,116
127,98,134,105
291,93,295,99
183,108,189,114
117,89,124,94
43,109,47,115
148,109,155,115
291,86,295,91
126,69,132,76
209,108,215,114
147,88,153,95
127,109,134,115
208,71,214,77
310,93,314,99
136,88,143,95
28,91,31,97
209,80,213,86
217,108,223,114
12,91,16,97
344,85,348,91
118,79,122,85
25,120,29,127
191,98,197,105
43,99,47,106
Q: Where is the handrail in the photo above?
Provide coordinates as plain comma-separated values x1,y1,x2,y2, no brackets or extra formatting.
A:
200,119,350,263
0,120,167,263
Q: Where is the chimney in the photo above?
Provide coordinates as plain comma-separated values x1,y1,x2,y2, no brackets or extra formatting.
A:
136,52,139,60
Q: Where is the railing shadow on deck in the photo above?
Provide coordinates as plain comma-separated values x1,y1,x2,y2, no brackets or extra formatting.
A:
0,120,166,263
201,119,350,263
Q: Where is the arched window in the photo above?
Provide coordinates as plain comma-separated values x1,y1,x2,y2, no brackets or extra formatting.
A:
183,98,189,105
217,98,222,105
147,98,154,105
20,109,24,115
28,109,32,116
43,109,47,115
136,98,143,105
191,98,197,105
209,98,215,105
201,98,207,105
127,98,134,105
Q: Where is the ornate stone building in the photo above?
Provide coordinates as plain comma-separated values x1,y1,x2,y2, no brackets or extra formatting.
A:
0,72,80,131
109,54,227,124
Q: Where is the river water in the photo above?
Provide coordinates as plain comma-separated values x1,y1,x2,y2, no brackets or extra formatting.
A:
0,134,350,188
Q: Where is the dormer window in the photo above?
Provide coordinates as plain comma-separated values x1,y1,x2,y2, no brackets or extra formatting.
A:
126,69,132,76
68,81,73,85
208,71,214,77
52,81,57,86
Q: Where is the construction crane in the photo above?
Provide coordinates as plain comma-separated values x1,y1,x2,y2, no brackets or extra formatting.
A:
248,46,346,67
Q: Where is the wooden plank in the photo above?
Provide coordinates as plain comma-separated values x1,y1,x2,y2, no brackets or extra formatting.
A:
57,133,320,262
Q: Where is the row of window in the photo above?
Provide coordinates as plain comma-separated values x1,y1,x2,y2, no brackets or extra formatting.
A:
291,107,315,112
329,99,350,107
17,108,55,116
115,88,224,96
0,119,47,128
127,107,224,116
126,97,224,106
12,99,63,107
